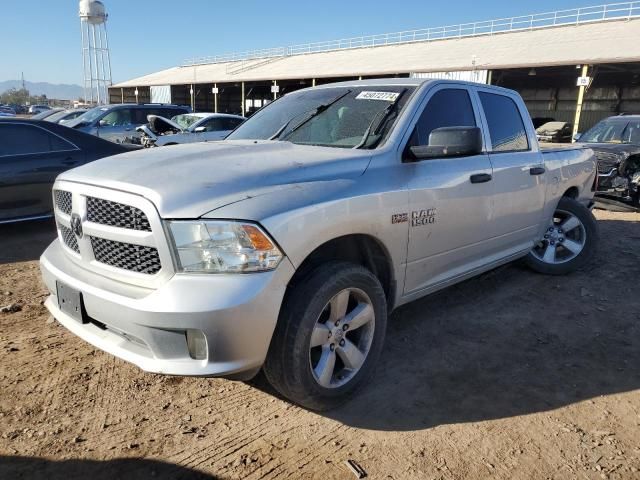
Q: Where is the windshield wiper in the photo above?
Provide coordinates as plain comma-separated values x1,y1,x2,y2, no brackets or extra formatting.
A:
353,88,407,149
269,109,313,140
270,90,352,141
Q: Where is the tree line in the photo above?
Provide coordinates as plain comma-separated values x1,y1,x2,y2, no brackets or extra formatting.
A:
1,87,49,106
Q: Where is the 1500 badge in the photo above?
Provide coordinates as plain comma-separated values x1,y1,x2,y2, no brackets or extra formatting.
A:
411,208,437,226
391,213,408,224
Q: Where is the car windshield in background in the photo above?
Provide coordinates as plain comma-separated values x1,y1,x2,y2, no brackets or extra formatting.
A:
45,110,83,123
43,110,67,122
227,86,415,149
172,114,202,130
579,118,640,144
70,106,109,125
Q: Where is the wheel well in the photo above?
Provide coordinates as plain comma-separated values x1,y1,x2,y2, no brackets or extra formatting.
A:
289,235,395,310
562,187,579,199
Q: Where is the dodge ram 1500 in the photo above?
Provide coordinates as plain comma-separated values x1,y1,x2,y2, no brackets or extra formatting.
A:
41,79,598,410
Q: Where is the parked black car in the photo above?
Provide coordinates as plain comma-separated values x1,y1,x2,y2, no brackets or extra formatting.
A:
576,115,640,206
0,118,140,223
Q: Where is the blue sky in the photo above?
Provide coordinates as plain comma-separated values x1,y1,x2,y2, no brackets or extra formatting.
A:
2,0,591,85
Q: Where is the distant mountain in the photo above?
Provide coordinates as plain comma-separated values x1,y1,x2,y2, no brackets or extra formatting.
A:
0,80,84,101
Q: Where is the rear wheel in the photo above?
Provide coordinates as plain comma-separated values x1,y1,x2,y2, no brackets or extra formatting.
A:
263,262,387,411
525,196,598,275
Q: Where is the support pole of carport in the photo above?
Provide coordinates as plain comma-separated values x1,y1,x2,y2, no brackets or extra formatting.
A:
213,83,218,113
241,82,245,116
312,78,316,87
572,64,590,139
121,87,124,104
190,84,195,112
273,80,278,100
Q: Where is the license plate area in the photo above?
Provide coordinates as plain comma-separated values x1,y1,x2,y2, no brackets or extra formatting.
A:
56,281,87,323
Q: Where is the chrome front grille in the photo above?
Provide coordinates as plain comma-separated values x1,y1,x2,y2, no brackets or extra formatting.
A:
54,190,72,214
87,196,152,232
53,184,170,285
59,224,80,253
90,237,161,275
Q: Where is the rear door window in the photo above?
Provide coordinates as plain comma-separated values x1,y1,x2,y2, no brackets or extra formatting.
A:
198,118,223,132
0,124,75,156
101,108,132,126
479,92,529,152
133,108,154,124
222,117,243,130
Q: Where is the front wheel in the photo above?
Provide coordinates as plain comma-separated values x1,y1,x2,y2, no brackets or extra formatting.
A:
263,262,387,411
525,196,598,275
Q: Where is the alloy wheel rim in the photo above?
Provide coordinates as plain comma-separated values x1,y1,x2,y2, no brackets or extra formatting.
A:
532,208,587,264
309,288,375,389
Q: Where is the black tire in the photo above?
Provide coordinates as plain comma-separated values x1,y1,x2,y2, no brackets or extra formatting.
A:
525,196,598,275
263,262,387,411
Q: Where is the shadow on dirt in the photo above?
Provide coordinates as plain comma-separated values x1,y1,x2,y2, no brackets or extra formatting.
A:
0,456,218,480
0,219,56,264
325,219,640,430
4,214,640,433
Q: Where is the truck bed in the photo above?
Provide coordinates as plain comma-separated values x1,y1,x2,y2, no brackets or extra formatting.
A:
539,143,587,153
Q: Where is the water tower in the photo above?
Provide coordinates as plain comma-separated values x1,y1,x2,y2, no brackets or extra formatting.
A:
79,0,112,105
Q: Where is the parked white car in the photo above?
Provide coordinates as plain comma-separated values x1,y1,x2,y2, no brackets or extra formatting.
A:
28,105,51,114
137,112,245,147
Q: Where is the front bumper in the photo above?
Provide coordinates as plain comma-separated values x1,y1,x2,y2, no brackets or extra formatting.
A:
40,239,294,379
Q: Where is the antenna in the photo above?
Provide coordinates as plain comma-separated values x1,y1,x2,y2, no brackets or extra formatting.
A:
79,0,112,105
21,72,25,91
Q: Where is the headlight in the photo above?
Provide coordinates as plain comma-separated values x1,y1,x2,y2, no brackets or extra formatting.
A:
168,220,283,273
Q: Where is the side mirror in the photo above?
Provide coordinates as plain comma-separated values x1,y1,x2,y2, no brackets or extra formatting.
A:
194,126,206,133
573,133,582,142
409,126,482,160
98,119,108,128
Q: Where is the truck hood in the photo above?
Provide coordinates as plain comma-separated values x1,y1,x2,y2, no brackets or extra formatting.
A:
59,140,373,218
578,142,640,153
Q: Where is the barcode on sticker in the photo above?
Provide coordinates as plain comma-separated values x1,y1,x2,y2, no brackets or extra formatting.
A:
356,91,400,101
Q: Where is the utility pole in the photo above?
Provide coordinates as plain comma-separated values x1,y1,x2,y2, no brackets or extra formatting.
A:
241,82,245,116
573,64,590,139
21,72,26,91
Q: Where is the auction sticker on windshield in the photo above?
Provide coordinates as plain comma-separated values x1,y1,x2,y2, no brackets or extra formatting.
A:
356,91,400,101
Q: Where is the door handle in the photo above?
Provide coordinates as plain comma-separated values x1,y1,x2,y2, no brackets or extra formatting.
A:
470,173,492,184
530,167,546,175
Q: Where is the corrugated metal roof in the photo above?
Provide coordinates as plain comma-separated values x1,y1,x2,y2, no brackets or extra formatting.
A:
113,19,640,88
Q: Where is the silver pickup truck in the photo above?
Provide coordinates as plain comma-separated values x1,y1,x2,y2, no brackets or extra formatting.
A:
40,79,598,410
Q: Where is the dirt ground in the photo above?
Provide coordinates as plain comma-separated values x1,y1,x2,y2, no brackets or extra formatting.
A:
0,210,639,480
